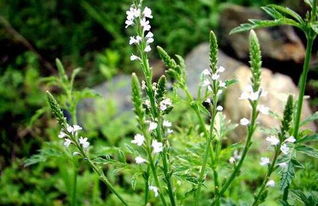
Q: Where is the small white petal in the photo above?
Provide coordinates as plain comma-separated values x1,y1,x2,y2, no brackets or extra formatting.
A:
240,118,250,126
131,134,145,146
260,157,270,166
285,136,296,143
148,121,158,131
218,66,225,73
163,120,172,127
135,156,147,164
266,136,280,146
280,144,290,154
152,140,163,153
64,139,72,147
58,131,67,138
149,185,159,197
144,45,151,52
266,180,275,187
216,105,223,111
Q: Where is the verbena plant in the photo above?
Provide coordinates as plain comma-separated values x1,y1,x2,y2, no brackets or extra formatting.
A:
39,0,318,205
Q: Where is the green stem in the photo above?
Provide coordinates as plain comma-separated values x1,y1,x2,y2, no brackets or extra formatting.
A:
211,102,258,205
73,142,128,206
144,166,150,206
71,160,78,206
293,36,314,139
252,147,280,206
140,41,176,206
182,87,219,206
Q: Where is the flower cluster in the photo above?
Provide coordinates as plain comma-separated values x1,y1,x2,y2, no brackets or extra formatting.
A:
58,124,90,149
201,66,226,94
125,4,154,61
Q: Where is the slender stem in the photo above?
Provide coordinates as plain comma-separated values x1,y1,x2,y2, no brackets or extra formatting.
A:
293,36,314,139
144,166,150,205
182,87,219,206
211,102,258,205
71,160,78,206
252,147,280,206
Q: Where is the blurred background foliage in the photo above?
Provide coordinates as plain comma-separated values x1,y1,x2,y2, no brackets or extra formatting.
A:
1,0,316,205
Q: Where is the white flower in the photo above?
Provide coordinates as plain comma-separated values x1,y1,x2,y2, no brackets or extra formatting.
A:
239,91,249,100
211,74,220,80
163,120,172,127
202,69,211,76
148,121,158,131
146,32,153,38
149,185,159,197
218,66,225,73
201,79,210,87
66,125,82,134
131,134,145,146
278,162,288,168
260,157,270,166
266,136,280,146
205,98,211,104
258,105,270,115
143,7,153,19
285,136,296,143
152,140,163,153
219,81,226,88
144,100,151,108
160,98,172,111
249,91,260,101
135,156,147,164
167,129,173,134
79,137,90,148
266,180,275,187
58,131,67,138
216,105,223,111
146,37,154,44
280,144,290,154
141,81,146,90
144,45,151,52
64,139,72,147
140,18,151,31
130,54,140,61
240,118,250,126
125,19,134,28
229,157,236,164
129,36,142,45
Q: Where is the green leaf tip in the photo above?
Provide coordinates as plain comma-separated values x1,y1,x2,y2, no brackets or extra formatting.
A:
249,30,262,91
46,91,66,127
209,30,218,72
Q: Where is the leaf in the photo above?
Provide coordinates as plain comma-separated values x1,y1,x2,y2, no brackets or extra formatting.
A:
304,0,313,8
280,158,295,190
230,19,300,34
295,145,318,158
301,111,318,126
24,145,63,166
296,134,318,144
266,5,303,23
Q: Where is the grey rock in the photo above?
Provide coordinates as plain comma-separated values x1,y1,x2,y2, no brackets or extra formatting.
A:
219,5,305,63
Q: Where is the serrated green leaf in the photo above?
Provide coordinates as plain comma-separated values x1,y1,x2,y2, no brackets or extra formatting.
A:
266,4,304,23
280,159,295,190
297,134,318,144
295,145,318,158
301,111,318,126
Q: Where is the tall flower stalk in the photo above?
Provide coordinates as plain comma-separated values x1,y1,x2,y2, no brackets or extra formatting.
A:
211,30,263,205
46,92,128,206
231,0,318,202
126,1,176,205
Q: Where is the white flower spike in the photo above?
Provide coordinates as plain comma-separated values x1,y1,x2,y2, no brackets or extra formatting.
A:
148,121,158,131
